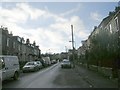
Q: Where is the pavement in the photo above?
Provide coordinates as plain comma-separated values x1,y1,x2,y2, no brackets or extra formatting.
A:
74,65,118,88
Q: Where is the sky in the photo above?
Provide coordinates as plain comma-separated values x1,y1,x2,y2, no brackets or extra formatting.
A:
0,1,119,54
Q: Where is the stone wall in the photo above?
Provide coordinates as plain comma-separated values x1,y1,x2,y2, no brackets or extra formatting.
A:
89,65,113,78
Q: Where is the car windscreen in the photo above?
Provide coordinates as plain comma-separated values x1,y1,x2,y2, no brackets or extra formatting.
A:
26,62,35,65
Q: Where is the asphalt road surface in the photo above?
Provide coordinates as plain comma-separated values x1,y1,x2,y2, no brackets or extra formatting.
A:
2,62,117,88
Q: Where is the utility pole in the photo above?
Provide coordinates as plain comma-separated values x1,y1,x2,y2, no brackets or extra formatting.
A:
71,25,74,50
71,25,75,68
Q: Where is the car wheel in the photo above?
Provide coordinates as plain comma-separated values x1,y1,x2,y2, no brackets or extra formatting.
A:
13,72,19,80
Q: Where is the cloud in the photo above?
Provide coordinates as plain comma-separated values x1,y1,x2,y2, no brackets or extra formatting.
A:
90,11,102,22
60,4,82,16
1,7,28,24
16,3,46,20
1,2,89,53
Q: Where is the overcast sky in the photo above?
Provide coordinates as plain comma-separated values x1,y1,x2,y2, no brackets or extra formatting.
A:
0,1,119,54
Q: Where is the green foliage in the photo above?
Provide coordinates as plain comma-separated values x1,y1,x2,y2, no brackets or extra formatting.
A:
85,28,119,67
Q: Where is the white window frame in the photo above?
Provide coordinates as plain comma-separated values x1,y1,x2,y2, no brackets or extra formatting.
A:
115,17,119,31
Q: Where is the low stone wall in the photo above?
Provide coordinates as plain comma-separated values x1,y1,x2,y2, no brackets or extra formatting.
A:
98,67,112,78
82,63,87,68
89,65,112,78
89,65,98,71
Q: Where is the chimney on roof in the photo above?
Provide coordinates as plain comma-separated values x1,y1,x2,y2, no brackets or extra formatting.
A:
9,31,13,36
26,38,30,45
94,26,97,30
4,27,8,31
4,27,8,34
33,41,36,46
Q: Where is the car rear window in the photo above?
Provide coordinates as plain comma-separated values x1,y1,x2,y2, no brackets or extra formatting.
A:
63,61,70,63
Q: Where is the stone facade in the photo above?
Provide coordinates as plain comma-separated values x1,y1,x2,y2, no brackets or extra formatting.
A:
0,27,41,62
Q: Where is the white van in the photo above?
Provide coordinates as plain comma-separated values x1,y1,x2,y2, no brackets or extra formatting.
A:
0,56,20,81
42,57,51,66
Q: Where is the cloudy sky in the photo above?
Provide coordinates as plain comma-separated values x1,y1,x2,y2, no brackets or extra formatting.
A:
0,1,119,54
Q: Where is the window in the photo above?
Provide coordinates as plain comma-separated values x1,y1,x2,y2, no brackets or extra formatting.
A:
109,24,112,33
7,38,10,47
13,42,15,48
17,37,21,42
18,45,20,51
115,17,119,31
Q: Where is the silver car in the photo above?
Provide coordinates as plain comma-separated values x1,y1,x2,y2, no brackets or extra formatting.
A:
22,61,39,72
61,59,71,68
35,61,43,69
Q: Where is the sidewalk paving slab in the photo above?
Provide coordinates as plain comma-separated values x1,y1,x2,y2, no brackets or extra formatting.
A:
73,65,118,88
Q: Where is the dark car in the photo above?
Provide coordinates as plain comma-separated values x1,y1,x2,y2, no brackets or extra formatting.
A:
61,59,71,68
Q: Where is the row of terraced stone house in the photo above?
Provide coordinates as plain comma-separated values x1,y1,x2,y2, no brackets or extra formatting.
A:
0,26,41,64
77,5,120,78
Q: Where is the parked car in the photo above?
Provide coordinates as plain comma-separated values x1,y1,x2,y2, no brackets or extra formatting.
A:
0,56,20,81
39,59,46,67
51,60,57,64
22,61,39,72
35,61,43,69
61,59,71,68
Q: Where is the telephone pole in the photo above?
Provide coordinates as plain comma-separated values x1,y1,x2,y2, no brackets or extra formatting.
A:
71,25,74,50
71,25,75,68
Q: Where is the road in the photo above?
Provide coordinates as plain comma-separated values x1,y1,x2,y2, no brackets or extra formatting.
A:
2,62,117,88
